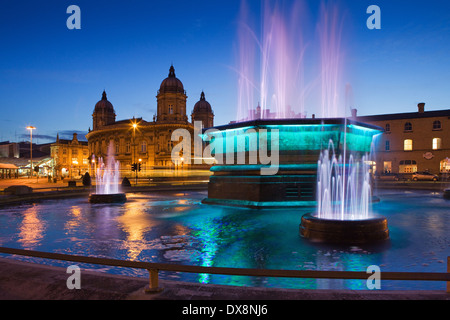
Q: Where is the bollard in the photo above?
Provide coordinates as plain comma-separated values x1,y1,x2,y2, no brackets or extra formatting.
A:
145,268,163,293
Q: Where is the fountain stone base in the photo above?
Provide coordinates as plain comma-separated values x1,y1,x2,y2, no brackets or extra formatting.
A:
89,193,127,203
300,213,389,244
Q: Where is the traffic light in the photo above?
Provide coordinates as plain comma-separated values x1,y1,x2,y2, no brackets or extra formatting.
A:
131,163,137,172
138,163,141,172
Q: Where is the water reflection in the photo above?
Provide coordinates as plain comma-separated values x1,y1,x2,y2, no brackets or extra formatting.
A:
18,205,46,250
65,206,82,234
116,199,156,260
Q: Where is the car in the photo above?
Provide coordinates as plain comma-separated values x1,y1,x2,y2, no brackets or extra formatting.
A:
412,171,439,181
376,173,399,181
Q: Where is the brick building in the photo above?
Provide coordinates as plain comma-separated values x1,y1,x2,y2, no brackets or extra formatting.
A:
355,103,450,177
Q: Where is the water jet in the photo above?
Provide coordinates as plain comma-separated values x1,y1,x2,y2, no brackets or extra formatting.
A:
89,142,127,203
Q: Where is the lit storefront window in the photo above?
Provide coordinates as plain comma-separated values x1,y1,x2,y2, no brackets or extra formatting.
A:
399,160,417,173
440,158,450,173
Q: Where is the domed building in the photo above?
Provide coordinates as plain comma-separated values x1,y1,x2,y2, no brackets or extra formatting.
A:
92,90,116,130
192,91,214,129
86,65,214,176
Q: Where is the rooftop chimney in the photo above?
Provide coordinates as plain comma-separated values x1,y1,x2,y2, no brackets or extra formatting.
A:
351,108,357,119
418,102,425,113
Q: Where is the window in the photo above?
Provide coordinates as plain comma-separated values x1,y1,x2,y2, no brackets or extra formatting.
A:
399,160,417,173
404,139,413,151
433,120,442,130
432,138,442,150
140,140,147,153
404,122,412,131
383,161,392,173
385,140,390,151
126,141,131,154
385,123,390,132
440,158,450,173
115,141,120,154
168,104,174,114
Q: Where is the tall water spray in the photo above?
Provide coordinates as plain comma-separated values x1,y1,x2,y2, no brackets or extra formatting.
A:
94,142,120,195
235,0,346,121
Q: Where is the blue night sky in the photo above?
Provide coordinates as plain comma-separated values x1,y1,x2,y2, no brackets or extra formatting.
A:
1,0,450,143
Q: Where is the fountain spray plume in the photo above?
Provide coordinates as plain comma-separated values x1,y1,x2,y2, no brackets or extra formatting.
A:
316,138,375,221
236,0,258,122
235,0,309,121
95,141,120,195
318,1,346,118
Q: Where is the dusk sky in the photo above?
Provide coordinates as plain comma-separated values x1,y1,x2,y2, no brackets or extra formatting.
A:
1,0,450,143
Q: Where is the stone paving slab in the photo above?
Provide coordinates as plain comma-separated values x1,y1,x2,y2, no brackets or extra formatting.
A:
0,257,448,301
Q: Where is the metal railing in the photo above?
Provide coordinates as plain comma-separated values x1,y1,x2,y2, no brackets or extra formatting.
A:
0,247,449,293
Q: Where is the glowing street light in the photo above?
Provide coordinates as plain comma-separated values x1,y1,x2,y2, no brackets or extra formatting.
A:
130,118,140,185
26,126,36,178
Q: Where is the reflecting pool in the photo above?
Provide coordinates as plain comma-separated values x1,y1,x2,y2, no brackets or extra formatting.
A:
0,189,448,290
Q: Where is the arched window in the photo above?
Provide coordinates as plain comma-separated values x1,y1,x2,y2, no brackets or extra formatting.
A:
432,120,442,130
404,139,413,151
432,138,442,150
440,158,450,173
404,122,412,131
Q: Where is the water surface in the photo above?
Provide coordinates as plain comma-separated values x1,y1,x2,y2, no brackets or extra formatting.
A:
0,189,448,290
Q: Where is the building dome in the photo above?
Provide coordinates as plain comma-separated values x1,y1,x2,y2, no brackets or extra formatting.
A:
159,65,185,94
94,90,115,113
193,91,212,113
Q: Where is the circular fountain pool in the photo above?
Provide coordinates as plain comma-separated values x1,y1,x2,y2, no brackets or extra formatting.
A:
0,189,448,291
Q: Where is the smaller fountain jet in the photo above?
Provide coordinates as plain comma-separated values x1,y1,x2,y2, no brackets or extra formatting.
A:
300,137,389,244
89,142,127,203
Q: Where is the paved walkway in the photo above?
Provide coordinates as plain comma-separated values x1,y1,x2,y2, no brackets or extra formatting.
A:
0,258,448,300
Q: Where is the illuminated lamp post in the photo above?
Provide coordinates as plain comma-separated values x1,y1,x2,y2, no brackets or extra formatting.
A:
130,119,139,185
26,126,36,178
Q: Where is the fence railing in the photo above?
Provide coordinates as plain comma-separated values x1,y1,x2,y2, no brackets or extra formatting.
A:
0,247,449,293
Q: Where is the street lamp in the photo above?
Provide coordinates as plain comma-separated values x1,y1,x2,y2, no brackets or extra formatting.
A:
130,118,139,184
26,126,36,178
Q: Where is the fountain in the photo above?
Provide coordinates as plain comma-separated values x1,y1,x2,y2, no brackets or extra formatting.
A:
204,1,389,243
299,136,389,244
89,142,126,203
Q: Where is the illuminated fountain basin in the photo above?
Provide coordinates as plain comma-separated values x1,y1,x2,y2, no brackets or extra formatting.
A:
89,143,127,204
202,118,382,208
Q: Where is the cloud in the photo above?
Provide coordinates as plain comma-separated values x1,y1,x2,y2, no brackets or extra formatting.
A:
57,130,88,141
18,133,55,141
